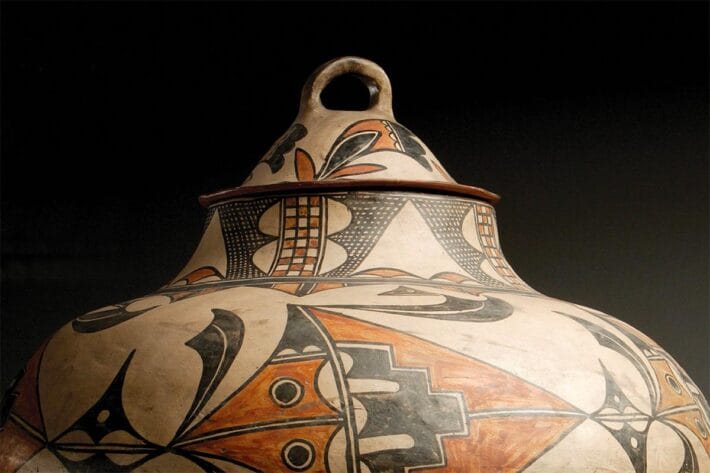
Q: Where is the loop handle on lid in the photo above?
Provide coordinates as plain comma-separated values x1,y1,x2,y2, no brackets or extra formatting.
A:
299,56,394,120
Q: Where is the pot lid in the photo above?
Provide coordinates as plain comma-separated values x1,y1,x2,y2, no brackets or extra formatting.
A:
200,57,499,206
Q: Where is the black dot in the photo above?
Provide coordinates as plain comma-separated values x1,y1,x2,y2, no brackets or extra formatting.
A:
287,445,310,467
275,382,298,404
282,440,314,471
270,378,303,407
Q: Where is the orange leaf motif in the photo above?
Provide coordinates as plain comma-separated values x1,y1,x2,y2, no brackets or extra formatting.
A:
328,163,386,179
353,267,420,278
295,148,315,181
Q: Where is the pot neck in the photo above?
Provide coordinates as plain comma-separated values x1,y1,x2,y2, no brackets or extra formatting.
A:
168,190,533,294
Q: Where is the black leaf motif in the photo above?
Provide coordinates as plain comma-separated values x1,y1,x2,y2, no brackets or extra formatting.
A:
320,131,380,177
263,124,308,173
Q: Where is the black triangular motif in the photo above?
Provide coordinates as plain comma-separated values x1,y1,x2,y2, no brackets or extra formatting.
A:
263,123,308,173
50,350,160,472
177,309,245,436
219,197,280,280
378,286,433,296
410,199,507,288
324,194,409,277
387,122,431,171
329,291,513,322
593,362,651,473
671,424,700,473
272,305,329,356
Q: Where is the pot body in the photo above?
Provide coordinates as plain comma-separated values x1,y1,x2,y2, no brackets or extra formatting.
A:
1,56,707,472
1,190,708,473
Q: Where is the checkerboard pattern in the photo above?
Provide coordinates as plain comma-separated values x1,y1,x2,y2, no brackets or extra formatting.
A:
270,196,324,277
474,204,528,289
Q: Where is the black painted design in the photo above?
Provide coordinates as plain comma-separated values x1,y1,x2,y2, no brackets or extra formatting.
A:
678,371,710,424
666,423,700,473
320,130,382,177
592,363,651,473
330,286,513,322
263,123,308,173
178,309,245,436
593,311,710,423
558,311,657,409
281,439,315,471
341,344,466,472
50,351,160,472
388,121,431,171
412,198,506,288
218,197,280,279
273,306,329,357
176,453,231,472
72,300,165,334
269,378,304,407
324,194,408,277
317,119,432,180
0,368,23,428
73,286,226,334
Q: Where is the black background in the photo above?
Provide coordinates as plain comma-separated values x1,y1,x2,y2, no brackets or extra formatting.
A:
2,2,708,394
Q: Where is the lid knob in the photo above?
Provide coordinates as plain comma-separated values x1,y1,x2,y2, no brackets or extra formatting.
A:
299,56,394,120
200,57,500,206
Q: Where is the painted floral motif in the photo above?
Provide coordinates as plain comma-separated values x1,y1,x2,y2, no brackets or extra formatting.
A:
246,119,452,185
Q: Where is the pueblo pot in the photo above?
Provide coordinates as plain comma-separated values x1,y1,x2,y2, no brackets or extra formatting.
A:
1,57,708,473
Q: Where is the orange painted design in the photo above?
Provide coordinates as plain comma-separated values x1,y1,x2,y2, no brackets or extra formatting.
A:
271,283,302,295
418,416,581,472
0,419,44,472
329,164,386,179
284,217,298,230
663,409,710,454
444,286,484,297
179,266,223,285
185,423,337,472
272,196,324,277
310,308,575,413
310,282,346,294
431,272,473,283
342,119,399,152
295,148,316,181
186,358,337,440
353,268,419,278
11,340,47,433
473,204,528,290
649,359,696,412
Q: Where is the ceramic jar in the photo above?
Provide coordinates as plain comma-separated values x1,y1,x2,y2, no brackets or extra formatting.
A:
1,57,707,473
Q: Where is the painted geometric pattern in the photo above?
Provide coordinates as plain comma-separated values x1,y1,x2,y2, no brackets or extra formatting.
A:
270,196,326,277
560,307,710,473
472,203,529,289
411,198,507,288
323,194,408,277
1,288,709,472
218,197,279,279
214,191,532,293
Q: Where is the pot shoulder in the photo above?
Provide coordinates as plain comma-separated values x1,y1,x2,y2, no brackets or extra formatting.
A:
1,282,708,472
